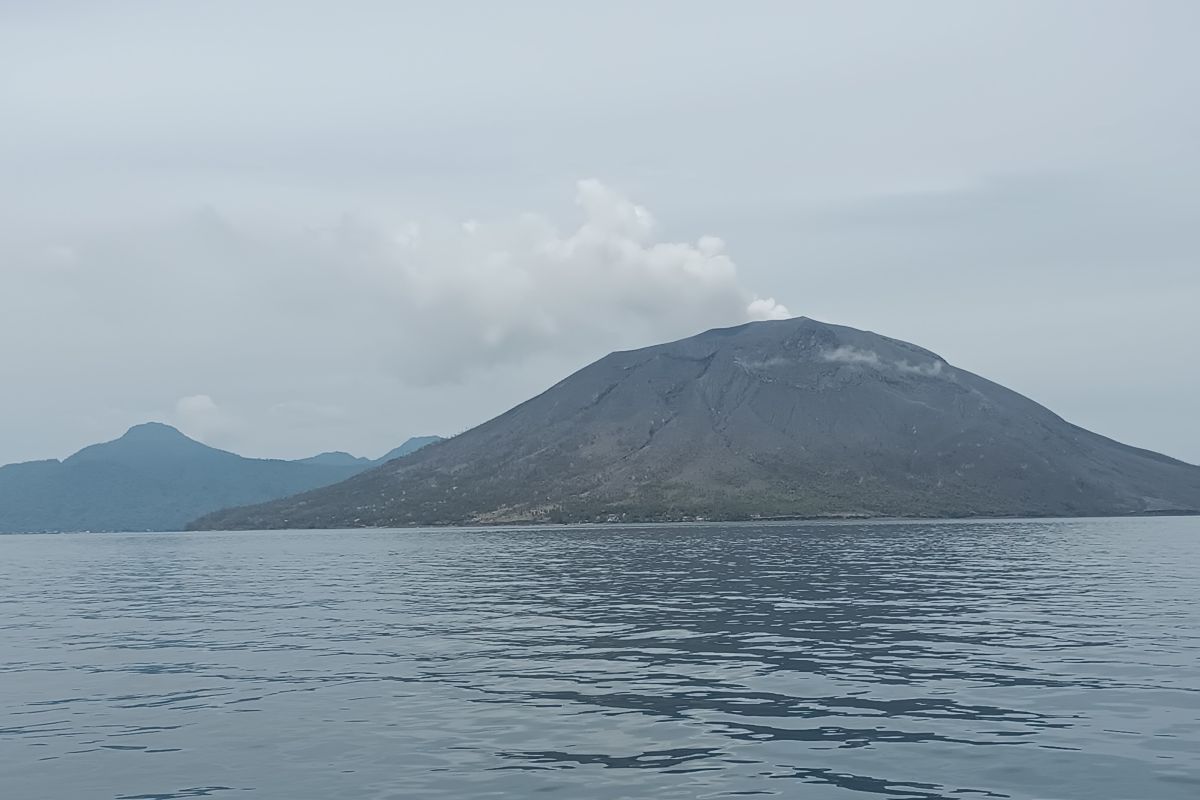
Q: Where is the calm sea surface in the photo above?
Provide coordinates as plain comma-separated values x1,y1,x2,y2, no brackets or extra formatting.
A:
2,518,1198,799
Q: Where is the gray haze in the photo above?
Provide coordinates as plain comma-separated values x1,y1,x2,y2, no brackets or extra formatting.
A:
2,1,1197,464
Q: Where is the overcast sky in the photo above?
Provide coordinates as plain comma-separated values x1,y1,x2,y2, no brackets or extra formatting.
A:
2,1,1198,465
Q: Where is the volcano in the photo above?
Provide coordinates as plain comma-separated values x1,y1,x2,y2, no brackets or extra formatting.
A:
191,318,1200,529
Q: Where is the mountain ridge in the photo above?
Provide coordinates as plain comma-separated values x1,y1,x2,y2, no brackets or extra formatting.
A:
0,426,441,532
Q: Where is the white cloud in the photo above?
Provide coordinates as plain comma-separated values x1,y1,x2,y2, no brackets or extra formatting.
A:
896,359,944,377
173,395,240,445
821,346,883,367
822,346,945,378
352,178,789,380
747,297,791,320
0,180,791,459
27,179,786,385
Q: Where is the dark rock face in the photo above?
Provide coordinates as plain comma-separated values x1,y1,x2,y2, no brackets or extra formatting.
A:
192,318,1200,529
0,424,436,532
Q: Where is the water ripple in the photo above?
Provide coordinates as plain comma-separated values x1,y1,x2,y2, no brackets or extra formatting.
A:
2,517,1199,799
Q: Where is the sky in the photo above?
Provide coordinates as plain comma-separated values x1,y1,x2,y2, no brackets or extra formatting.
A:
2,1,1198,465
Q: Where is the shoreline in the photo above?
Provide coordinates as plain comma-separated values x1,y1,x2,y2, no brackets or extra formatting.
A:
5,509,1198,536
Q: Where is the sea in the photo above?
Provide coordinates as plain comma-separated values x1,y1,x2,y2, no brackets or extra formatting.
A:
2,517,1198,799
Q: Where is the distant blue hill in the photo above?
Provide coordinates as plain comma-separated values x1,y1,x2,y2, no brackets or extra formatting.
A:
375,436,444,464
295,451,373,467
298,436,444,467
0,423,441,532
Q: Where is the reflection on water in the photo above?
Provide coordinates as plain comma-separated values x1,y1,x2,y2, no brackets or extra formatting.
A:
1,517,1199,799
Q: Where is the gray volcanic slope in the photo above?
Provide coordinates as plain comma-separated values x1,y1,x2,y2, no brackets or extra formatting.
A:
192,318,1200,528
